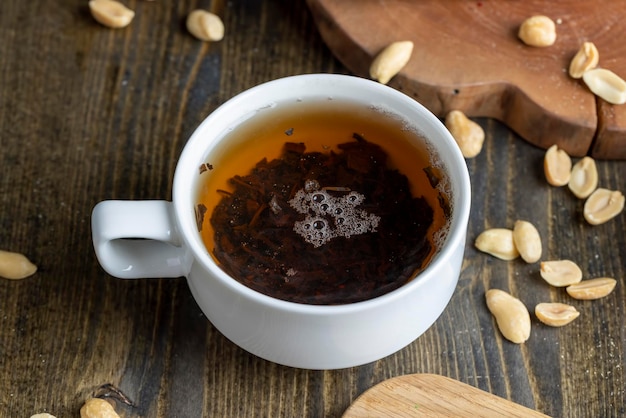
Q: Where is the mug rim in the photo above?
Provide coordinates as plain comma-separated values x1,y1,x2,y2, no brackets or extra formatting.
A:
173,73,471,314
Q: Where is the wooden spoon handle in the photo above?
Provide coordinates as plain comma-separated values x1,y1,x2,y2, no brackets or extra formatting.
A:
343,374,550,417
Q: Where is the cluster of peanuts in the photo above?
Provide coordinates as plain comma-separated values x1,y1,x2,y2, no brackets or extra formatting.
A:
477,145,622,344
368,15,626,159
519,15,626,105
446,16,626,158
88,0,224,42
454,16,621,344
545,145,625,225
477,219,617,344
365,15,624,345
406,14,626,343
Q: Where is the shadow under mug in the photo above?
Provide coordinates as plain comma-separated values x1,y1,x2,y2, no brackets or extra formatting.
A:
91,74,471,370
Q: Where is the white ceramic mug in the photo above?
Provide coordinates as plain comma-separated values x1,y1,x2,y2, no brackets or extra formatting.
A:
91,74,471,370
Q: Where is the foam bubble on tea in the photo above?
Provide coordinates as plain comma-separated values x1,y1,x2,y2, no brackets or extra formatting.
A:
289,179,380,248
195,99,452,305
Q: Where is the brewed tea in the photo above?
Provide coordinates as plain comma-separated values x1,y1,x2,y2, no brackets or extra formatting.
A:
195,99,451,305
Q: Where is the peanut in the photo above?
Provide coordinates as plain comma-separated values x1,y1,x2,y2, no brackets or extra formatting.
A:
583,188,625,225
444,110,485,158
186,10,225,42
567,156,598,199
369,41,413,85
568,42,599,79
486,289,531,344
518,15,556,47
566,277,617,300
0,250,37,280
535,302,580,327
512,220,542,263
80,398,120,418
543,144,571,186
582,68,626,105
30,414,57,418
88,0,135,29
540,260,583,287
474,228,519,260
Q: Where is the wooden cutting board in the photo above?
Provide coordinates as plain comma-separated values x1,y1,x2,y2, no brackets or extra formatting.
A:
343,374,550,417
306,0,626,159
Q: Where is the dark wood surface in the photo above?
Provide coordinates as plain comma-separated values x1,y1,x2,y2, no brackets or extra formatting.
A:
1,1,624,417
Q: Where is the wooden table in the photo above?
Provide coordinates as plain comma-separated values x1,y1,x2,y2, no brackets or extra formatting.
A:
1,1,624,417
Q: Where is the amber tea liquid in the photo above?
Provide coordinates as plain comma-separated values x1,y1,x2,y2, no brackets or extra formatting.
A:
195,99,452,305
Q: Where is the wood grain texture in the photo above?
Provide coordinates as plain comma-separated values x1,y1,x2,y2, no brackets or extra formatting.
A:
0,1,625,417
343,374,549,417
306,0,626,159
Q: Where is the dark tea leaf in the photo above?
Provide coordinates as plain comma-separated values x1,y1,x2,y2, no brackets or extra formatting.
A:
210,137,435,305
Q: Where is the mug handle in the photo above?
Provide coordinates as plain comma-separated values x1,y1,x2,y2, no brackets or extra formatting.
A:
91,200,191,279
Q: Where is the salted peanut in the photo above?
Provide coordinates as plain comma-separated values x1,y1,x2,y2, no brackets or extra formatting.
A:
535,302,580,327
543,144,571,186
512,220,542,263
0,250,37,280
186,10,225,42
518,15,556,47
566,277,617,300
582,68,626,105
568,42,599,79
540,260,582,287
30,414,57,418
568,156,598,199
369,41,414,85
444,110,485,158
486,289,531,344
475,228,519,260
80,398,120,418
88,0,135,29
583,188,625,225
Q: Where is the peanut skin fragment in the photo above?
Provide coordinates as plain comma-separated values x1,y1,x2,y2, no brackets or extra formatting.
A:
369,41,413,85
0,249,37,280
486,289,531,344
535,302,580,327
80,398,120,418
474,228,519,260
512,220,542,263
566,277,617,300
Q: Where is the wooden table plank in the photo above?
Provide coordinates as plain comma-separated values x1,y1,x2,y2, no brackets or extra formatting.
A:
0,1,624,417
